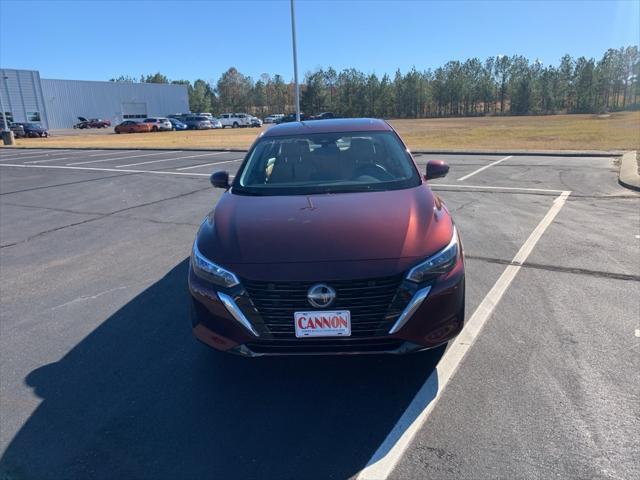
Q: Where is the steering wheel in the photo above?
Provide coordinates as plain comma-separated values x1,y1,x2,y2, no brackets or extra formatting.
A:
353,163,394,181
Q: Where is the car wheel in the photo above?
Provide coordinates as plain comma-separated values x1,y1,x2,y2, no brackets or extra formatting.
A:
232,122,239,128
152,126,158,132
116,130,120,134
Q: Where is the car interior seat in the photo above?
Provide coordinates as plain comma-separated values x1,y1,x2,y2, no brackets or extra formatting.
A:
269,140,311,183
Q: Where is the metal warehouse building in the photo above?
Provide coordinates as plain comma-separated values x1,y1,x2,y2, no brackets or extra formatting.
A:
0,68,189,129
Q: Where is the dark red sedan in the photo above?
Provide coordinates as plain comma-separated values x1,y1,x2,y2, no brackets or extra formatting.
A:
189,118,465,356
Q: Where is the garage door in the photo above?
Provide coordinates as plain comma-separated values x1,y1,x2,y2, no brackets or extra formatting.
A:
122,102,147,120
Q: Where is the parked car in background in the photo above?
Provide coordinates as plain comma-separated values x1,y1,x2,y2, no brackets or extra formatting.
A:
74,117,90,129
89,118,111,128
276,113,308,123
168,118,188,131
183,115,213,130
249,116,262,128
143,117,172,132
0,120,25,138
74,117,111,129
114,120,153,134
210,118,223,129
219,113,251,128
17,123,49,137
310,112,337,120
189,118,464,356
263,114,284,124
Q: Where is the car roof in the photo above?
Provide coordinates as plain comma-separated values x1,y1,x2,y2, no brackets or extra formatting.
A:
262,118,392,137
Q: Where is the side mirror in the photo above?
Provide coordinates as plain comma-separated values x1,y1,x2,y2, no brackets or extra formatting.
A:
425,160,449,180
210,171,230,189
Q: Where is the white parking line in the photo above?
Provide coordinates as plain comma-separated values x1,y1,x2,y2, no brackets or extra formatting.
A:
83,149,138,157
0,150,73,162
67,151,176,166
0,151,48,161
357,190,571,480
176,158,243,171
432,183,564,194
457,155,513,181
116,152,225,168
0,161,565,196
0,163,210,177
25,157,77,164
5,150,75,163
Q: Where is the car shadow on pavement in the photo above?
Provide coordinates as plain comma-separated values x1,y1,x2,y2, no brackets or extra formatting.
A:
0,259,442,480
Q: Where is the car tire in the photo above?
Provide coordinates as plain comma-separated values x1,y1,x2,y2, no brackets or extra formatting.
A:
232,122,239,128
116,130,120,134
152,126,158,132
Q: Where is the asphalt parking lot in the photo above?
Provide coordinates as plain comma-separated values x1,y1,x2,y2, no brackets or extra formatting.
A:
0,147,638,480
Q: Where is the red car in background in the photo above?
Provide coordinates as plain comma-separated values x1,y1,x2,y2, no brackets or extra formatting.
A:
114,121,152,134
189,118,465,356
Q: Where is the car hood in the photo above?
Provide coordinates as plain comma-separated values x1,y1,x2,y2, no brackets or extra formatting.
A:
197,185,454,268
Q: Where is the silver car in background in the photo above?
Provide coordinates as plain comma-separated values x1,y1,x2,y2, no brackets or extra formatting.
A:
143,117,173,132
210,118,223,129
183,115,212,130
263,114,284,124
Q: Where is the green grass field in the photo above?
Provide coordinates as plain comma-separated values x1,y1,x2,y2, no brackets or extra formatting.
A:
3,111,638,151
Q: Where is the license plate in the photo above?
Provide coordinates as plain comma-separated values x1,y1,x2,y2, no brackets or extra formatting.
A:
294,310,351,338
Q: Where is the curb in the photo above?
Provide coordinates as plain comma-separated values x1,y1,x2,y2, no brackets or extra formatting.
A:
0,146,248,153
410,149,624,157
1,146,625,157
618,151,640,192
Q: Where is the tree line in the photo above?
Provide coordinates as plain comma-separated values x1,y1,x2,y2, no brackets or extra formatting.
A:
110,46,639,118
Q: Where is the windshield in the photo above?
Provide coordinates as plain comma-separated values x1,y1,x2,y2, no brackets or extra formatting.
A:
235,131,420,196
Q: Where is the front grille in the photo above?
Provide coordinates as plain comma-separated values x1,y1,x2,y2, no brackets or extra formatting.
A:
245,338,404,354
241,275,406,339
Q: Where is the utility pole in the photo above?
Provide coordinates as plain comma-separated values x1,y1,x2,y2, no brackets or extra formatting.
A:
290,0,301,121
0,74,15,145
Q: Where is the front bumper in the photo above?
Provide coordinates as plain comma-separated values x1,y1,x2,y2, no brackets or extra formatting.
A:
189,256,465,356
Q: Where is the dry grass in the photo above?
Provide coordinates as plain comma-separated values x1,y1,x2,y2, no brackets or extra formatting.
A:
3,112,639,152
389,112,640,151
7,127,261,150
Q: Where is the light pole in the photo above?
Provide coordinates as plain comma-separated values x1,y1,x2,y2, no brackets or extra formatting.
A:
0,74,15,145
0,76,8,131
290,0,300,121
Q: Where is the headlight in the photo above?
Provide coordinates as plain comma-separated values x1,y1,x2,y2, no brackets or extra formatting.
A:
191,240,240,288
406,226,459,283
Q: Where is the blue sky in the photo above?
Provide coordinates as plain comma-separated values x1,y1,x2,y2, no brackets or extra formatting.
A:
1,0,638,82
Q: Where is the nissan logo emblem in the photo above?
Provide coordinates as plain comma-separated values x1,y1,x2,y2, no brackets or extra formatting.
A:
307,284,336,308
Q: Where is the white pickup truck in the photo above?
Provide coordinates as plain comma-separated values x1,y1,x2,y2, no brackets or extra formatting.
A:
218,113,251,128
